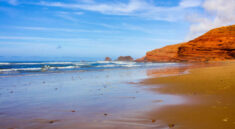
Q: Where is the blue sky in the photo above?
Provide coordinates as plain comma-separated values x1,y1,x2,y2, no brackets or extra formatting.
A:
0,0,234,60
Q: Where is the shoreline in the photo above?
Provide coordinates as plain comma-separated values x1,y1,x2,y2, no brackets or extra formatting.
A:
141,61,235,129
0,63,185,129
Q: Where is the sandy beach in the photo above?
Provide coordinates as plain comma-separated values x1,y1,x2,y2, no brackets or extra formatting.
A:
1,0,234,128
0,59,235,129
0,61,234,129
142,61,235,129
0,62,185,129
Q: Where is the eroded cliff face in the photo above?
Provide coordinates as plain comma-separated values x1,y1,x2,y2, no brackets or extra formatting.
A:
145,43,185,62
178,25,235,61
137,25,235,62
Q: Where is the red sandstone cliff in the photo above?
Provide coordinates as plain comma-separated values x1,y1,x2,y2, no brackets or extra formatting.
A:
146,43,185,62
137,25,235,62
178,25,235,61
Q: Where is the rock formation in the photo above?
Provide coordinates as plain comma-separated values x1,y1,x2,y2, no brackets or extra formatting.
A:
178,25,235,61
116,56,134,61
137,25,235,62
104,57,112,61
145,43,185,62
135,56,146,62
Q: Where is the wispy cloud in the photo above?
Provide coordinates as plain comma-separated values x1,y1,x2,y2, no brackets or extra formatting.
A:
180,0,203,8
55,11,84,21
36,0,200,21
0,0,18,5
0,36,90,42
11,26,120,33
186,0,235,39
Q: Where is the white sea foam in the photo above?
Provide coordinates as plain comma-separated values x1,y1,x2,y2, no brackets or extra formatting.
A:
0,68,42,72
96,61,111,63
96,65,116,68
122,64,140,67
51,66,79,69
0,63,11,65
45,62,74,64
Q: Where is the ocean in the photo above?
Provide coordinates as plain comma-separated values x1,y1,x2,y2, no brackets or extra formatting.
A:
0,61,179,76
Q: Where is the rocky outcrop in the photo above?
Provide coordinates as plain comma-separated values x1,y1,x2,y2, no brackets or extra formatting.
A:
177,25,235,61
145,43,185,62
137,25,235,62
116,56,134,61
104,57,112,61
135,56,146,62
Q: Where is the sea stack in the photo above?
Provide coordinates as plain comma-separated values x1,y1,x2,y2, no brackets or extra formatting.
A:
116,56,134,61
104,57,112,61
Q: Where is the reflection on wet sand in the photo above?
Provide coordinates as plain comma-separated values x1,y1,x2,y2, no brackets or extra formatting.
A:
142,61,235,129
146,62,223,78
0,66,186,129
1,61,232,129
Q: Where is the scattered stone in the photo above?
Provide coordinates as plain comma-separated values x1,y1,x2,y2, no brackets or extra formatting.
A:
223,118,229,122
168,124,175,128
152,119,156,123
49,120,55,124
104,113,108,116
71,110,76,112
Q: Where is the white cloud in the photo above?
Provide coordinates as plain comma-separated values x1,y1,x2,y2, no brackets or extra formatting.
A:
180,0,202,8
36,0,191,21
9,0,18,5
187,0,235,40
0,36,90,41
0,0,18,5
3,0,233,41
12,26,120,33
38,0,145,15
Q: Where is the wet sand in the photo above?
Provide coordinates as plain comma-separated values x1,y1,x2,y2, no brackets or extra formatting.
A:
142,61,235,129
0,66,185,129
1,62,234,129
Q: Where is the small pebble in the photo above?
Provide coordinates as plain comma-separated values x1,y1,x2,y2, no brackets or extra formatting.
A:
223,118,228,122
152,119,156,123
168,124,175,128
49,120,54,124
104,113,108,116
71,110,76,112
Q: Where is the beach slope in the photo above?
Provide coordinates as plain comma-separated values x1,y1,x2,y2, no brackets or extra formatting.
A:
143,62,235,129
